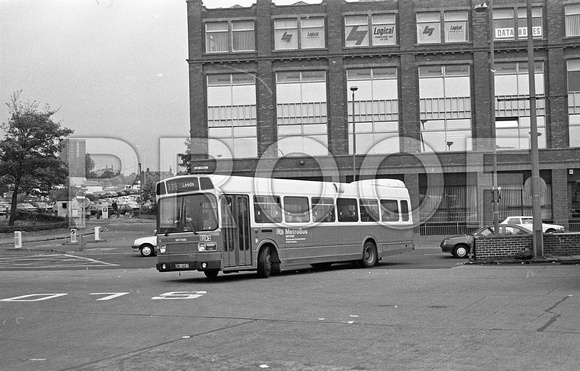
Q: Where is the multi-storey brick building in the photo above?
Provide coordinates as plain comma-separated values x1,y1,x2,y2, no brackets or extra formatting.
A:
185,0,580,230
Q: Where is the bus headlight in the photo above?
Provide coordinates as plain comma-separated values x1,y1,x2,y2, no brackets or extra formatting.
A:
159,245,167,254
198,242,217,251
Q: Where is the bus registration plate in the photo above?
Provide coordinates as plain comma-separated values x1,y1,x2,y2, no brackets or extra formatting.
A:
176,263,189,269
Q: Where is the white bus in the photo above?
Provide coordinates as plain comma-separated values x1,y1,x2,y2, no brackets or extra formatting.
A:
155,175,414,279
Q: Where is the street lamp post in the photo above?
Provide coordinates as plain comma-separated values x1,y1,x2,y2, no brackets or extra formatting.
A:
475,0,499,234
526,0,543,257
350,86,358,182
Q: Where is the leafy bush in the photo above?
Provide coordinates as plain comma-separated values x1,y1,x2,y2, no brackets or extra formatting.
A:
0,211,68,233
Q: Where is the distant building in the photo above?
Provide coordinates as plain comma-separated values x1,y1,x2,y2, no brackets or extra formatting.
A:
61,139,86,187
185,0,580,230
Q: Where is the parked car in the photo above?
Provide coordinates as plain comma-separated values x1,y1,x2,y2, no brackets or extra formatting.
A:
131,236,157,257
16,202,37,211
440,224,532,258
0,201,10,215
501,216,564,233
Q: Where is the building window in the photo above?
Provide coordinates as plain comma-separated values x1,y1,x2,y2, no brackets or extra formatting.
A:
416,11,468,44
494,62,546,150
568,59,580,147
205,20,255,53
347,68,399,154
493,7,542,40
566,4,580,37
419,185,479,224
419,65,472,152
276,71,328,156
417,12,441,44
207,74,257,158
444,11,469,42
274,17,325,50
344,14,397,47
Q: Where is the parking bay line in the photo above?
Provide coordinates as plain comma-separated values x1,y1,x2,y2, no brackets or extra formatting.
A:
0,254,119,268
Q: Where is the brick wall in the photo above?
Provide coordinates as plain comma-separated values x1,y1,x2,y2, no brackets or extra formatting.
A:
475,233,580,259
475,235,533,259
544,233,580,256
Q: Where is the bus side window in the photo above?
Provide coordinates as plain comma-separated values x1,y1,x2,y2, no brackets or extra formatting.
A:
312,197,335,223
381,199,399,222
254,196,282,223
360,199,380,222
337,198,358,222
400,200,410,221
283,196,310,223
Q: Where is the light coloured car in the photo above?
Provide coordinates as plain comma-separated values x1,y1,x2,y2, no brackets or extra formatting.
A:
0,201,10,215
501,216,564,233
17,202,37,211
131,236,157,257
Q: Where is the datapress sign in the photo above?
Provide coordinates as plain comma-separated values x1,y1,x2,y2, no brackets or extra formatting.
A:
495,26,542,39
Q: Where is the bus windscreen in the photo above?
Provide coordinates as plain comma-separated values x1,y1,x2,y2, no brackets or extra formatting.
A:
158,193,218,233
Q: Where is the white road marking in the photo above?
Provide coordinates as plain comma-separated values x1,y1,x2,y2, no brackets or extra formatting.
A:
0,254,119,268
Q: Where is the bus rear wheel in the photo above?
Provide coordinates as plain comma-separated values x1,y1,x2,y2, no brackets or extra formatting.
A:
360,241,378,268
257,247,273,278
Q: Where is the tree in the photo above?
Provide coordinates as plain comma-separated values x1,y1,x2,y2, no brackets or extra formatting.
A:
178,137,192,174
85,153,96,178
0,92,74,225
141,170,160,204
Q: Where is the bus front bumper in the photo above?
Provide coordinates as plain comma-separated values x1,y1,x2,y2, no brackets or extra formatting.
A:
156,253,221,272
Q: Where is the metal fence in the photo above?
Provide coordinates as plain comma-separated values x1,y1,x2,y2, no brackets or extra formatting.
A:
415,222,480,236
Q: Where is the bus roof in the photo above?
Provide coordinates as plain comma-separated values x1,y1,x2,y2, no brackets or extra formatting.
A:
205,175,409,200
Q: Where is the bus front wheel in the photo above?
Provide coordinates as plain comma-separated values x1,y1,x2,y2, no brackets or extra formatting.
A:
204,269,219,279
257,247,273,278
360,241,378,268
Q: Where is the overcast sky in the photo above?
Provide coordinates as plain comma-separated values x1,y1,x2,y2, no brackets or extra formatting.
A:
0,0,320,174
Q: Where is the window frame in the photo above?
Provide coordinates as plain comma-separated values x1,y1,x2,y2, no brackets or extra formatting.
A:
206,73,258,159
344,13,397,47
205,20,256,53
274,17,326,50
418,64,472,152
253,195,282,224
276,70,329,156
337,198,359,222
416,10,469,44
283,196,311,223
565,4,580,37
493,7,543,41
312,197,335,223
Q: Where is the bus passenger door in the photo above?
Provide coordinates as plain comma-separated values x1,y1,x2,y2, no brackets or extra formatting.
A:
222,195,252,267
236,195,252,266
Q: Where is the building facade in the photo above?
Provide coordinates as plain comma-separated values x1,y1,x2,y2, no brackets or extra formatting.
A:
185,0,580,230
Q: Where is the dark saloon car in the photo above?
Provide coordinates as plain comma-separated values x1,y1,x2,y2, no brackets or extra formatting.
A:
440,224,532,258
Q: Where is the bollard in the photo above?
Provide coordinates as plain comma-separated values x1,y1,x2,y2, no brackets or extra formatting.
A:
94,226,101,241
14,231,22,249
71,229,78,243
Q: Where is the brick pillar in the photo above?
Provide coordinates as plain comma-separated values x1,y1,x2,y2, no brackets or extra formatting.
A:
547,48,568,149
328,57,347,156
404,173,420,226
399,54,420,153
187,0,207,157
398,2,420,154
552,168,569,230
546,0,567,148
327,0,346,158
256,60,276,157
